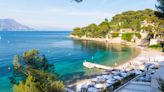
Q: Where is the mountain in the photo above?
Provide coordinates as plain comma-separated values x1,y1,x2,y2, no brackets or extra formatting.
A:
0,18,34,31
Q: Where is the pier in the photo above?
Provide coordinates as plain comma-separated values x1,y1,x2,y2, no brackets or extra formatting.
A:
83,61,113,70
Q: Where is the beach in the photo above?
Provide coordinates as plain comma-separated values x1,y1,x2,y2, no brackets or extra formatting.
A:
68,36,164,91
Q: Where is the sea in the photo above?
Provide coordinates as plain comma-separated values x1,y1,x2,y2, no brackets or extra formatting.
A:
0,31,139,92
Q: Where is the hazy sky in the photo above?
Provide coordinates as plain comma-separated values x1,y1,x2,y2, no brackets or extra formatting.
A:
0,0,157,30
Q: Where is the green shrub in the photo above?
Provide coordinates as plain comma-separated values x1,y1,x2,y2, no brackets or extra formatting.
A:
121,33,134,41
134,33,141,39
111,32,119,38
121,33,141,41
113,81,121,90
149,43,162,48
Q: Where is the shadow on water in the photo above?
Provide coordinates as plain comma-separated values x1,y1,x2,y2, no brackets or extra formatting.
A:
72,39,127,53
60,39,141,83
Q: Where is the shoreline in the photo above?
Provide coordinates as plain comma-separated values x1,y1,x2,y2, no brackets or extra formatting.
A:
68,35,164,89
69,35,137,46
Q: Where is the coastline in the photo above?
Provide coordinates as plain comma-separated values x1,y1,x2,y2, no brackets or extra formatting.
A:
69,35,138,46
68,35,164,89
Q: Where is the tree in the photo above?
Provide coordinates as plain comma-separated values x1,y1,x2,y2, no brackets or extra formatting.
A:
13,76,65,92
71,9,164,40
155,0,164,18
10,49,64,92
156,0,164,14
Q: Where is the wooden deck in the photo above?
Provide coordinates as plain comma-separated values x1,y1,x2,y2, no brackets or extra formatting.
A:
83,61,113,70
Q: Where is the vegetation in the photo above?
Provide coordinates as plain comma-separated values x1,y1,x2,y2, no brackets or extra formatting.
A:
121,33,141,42
149,43,163,51
112,73,136,90
158,78,164,92
156,0,164,18
9,49,65,92
111,32,119,38
71,19,110,38
71,9,164,41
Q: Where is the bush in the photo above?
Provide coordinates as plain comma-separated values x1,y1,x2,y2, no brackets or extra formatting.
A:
134,33,141,39
13,76,65,92
149,43,162,49
111,32,119,38
121,33,134,41
11,50,64,92
121,33,141,41
113,81,121,90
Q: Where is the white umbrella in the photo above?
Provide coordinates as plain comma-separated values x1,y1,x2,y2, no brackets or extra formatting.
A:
94,83,104,89
99,78,106,83
76,83,89,91
96,76,102,79
88,82,96,86
106,79,115,84
81,84,88,89
113,76,122,80
120,73,127,77
106,75,113,80
102,75,108,78
112,71,120,75
87,87,99,92
76,84,83,91
135,70,142,75
139,77,145,81
106,83,113,87
91,78,98,82
102,72,108,75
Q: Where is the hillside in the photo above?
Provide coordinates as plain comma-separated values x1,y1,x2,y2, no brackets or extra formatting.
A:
0,19,34,31
71,9,164,40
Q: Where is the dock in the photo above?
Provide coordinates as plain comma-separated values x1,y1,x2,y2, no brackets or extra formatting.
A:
83,61,113,70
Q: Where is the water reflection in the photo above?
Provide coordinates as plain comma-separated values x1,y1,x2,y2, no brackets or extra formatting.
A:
72,39,140,66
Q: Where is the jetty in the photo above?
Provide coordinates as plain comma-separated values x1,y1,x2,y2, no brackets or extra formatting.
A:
83,61,113,70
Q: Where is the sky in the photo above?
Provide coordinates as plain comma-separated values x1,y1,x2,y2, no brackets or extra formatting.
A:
0,0,157,30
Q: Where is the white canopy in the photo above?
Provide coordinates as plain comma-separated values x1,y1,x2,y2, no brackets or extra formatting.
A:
94,83,104,89
102,75,108,78
102,72,108,75
113,76,122,80
87,87,99,92
106,79,115,84
91,78,98,82
135,70,142,75
96,76,102,79
120,72,127,77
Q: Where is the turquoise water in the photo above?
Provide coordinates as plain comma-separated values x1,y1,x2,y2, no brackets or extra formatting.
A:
0,31,139,92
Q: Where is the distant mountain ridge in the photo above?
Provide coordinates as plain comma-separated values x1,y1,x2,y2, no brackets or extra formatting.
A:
0,18,34,31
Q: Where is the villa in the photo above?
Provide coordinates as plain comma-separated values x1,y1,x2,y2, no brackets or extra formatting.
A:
141,20,155,28
120,28,134,33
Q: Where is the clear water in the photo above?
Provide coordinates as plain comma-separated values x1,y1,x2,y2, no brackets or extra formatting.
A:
0,31,139,92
